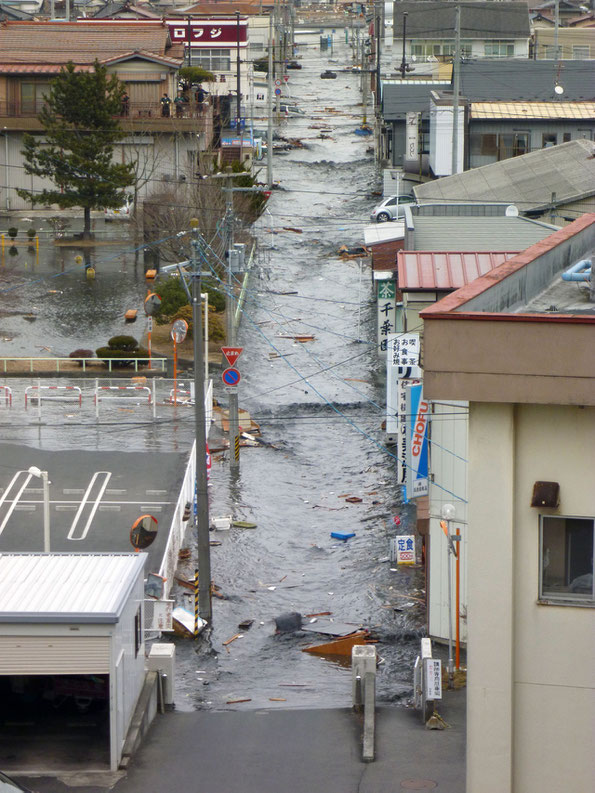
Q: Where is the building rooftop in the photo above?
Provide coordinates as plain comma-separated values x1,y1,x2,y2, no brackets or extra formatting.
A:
413,139,595,212
409,215,559,251
0,21,182,66
470,101,595,119
397,251,519,290
0,553,146,623
392,1,531,40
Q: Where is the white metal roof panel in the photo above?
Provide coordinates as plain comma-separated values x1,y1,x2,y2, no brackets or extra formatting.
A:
364,222,405,246
0,553,146,623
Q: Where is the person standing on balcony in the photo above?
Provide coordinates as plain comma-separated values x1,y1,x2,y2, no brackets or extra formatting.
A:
121,92,130,117
174,94,187,118
160,93,171,117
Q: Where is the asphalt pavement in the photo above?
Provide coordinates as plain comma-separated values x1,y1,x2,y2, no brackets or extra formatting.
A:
20,689,465,793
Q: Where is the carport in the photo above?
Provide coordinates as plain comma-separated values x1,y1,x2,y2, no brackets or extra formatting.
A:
0,553,147,773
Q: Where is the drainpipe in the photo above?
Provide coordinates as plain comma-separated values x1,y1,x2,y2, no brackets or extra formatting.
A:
561,260,591,281
4,130,9,211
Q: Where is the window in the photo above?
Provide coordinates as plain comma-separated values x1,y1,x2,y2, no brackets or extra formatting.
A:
410,40,471,59
542,45,556,59
484,40,514,57
542,133,557,148
563,132,571,142
21,82,50,114
134,606,143,657
475,132,530,161
540,516,594,604
572,45,590,60
480,134,498,156
189,48,231,71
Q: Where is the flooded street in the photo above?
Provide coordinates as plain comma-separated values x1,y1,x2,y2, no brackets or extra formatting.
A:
0,32,429,713
174,34,426,711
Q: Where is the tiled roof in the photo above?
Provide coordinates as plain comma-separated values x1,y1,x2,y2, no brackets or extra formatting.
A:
0,21,176,65
392,1,531,39
0,63,95,73
397,251,519,290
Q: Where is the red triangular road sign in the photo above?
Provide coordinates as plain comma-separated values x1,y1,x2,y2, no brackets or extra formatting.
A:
221,346,243,367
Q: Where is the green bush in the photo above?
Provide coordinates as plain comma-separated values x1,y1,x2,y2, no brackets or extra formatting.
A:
7,226,17,238
26,228,36,239
8,246,18,256
107,335,139,351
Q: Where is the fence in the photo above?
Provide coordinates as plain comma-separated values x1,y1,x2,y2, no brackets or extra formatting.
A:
0,357,168,374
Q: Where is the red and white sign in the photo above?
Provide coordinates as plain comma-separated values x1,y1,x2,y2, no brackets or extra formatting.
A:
166,18,248,48
221,346,243,367
393,516,401,526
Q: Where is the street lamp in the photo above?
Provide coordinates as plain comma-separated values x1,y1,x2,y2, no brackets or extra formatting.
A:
440,503,459,689
28,466,50,553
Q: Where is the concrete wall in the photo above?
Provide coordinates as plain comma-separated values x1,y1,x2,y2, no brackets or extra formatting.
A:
466,402,595,793
427,400,468,644
429,99,464,176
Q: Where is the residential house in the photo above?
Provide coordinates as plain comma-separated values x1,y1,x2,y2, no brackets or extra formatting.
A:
413,138,595,224
420,212,595,793
0,21,214,211
380,59,595,171
91,1,162,20
533,24,595,57
392,1,531,63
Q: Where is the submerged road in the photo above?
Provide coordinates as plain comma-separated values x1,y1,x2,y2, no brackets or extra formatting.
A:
172,33,428,712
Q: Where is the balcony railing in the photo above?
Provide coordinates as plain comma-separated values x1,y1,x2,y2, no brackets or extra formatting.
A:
0,99,211,120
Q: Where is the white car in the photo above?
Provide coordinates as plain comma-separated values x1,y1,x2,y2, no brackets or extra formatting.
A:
105,194,133,220
370,195,414,223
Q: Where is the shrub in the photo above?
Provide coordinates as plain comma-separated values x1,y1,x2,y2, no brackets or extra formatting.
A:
7,226,17,238
69,349,94,366
8,246,18,256
26,228,36,239
107,335,139,352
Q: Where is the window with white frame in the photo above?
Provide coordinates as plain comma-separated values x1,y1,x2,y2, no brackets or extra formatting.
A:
572,45,590,59
410,39,471,58
484,40,515,57
540,516,594,604
190,48,231,71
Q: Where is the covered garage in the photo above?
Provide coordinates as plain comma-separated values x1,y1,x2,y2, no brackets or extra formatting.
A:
0,553,147,773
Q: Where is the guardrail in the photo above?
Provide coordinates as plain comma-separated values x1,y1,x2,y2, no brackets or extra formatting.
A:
0,357,168,374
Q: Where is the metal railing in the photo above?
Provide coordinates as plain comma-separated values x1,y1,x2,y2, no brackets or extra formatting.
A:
0,357,168,374
0,99,211,120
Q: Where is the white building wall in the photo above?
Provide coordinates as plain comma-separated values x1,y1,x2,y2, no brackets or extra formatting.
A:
429,97,464,176
428,400,468,644
466,402,595,793
110,569,146,769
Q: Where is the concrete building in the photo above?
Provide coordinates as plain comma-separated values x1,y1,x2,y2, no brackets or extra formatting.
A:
420,212,595,793
0,553,150,772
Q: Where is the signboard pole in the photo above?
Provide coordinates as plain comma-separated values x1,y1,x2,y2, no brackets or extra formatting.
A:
190,220,212,623
225,183,240,472
173,338,178,403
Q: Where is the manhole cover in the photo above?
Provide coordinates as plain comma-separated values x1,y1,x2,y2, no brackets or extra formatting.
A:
400,781,437,790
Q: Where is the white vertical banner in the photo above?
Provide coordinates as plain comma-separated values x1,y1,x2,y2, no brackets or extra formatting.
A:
386,333,421,435
406,111,420,161
405,382,430,498
377,280,397,357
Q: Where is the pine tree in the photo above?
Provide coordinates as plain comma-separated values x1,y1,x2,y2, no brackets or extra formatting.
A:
18,61,135,237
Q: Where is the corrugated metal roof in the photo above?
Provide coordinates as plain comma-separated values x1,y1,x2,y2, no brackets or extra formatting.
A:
471,101,595,119
393,2,531,39
364,222,405,246
397,251,519,290
0,21,176,65
412,216,559,251
414,139,595,210
0,553,146,623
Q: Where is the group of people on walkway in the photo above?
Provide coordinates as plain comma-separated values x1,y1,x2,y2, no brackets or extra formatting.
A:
160,86,209,118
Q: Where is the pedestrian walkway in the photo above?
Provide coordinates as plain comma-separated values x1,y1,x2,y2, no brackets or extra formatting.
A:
20,690,465,793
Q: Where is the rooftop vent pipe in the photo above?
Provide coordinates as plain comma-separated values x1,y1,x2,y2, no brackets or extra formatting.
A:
561,259,591,282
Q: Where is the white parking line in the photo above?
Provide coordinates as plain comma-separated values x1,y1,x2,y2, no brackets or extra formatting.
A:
67,471,112,541
0,471,34,536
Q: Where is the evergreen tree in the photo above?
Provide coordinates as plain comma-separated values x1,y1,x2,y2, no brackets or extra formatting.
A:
18,61,135,237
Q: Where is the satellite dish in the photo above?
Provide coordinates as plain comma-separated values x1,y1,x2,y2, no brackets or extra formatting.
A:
130,514,158,550
505,205,519,217
554,84,564,95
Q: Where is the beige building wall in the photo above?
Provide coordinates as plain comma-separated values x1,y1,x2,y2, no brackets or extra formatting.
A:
466,401,595,793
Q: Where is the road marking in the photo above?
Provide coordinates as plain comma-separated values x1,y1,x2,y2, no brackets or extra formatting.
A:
0,472,34,536
67,471,112,541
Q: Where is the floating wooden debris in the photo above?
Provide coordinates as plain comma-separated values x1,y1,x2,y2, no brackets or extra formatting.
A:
172,607,206,638
124,309,137,322
302,630,375,657
238,619,254,630
282,227,303,234
337,245,370,259
226,698,251,704
269,698,287,702
345,496,363,503
276,334,315,343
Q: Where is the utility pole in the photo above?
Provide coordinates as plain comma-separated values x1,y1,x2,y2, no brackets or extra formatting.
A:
225,184,240,471
554,0,560,59
190,219,212,622
399,12,408,78
267,12,274,188
451,4,461,175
